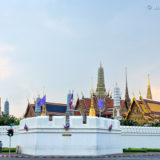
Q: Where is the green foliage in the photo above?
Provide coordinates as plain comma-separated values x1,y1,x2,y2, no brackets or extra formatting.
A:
120,120,142,126
0,115,20,126
151,120,160,127
2,148,16,152
123,148,160,153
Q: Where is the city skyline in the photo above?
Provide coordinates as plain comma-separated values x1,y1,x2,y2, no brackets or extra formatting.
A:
0,0,160,117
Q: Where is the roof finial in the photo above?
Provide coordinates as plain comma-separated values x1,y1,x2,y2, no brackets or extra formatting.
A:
27,98,30,104
132,90,135,97
139,89,142,99
43,86,45,96
33,96,36,103
100,61,102,67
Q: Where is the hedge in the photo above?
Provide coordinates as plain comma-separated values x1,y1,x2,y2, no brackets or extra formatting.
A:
123,148,160,153
2,148,16,152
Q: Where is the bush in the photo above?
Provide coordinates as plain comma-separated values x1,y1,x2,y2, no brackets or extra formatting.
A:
151,120,160,127
123,148,160,153
120,120,142,126
2,148,16,152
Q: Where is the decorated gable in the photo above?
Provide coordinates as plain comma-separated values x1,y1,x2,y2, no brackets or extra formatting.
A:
127,102,147,124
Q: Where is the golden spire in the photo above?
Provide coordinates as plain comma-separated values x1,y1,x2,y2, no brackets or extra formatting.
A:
147,74,152,99
89,80,96,116
41,88,46,116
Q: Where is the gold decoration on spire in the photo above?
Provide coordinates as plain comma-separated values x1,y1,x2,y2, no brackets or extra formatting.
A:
89,80,96,116
41,88,46,116
147,74,152,99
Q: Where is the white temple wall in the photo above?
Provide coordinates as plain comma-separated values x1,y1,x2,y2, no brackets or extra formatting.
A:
1,117,160,156
120,126,160,149
0,126,19,148
16,116,122,156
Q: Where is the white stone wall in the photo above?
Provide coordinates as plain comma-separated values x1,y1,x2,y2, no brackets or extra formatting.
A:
0,126,19,148
120,126,160,149
17,116,122,156
1,117,160,156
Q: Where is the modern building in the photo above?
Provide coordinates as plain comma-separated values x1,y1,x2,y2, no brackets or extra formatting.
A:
3,99,9,116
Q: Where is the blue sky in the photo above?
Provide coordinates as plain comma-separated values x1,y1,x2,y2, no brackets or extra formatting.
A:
0,0,160,117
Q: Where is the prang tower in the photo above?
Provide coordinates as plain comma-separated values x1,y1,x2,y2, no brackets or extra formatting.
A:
95,64,107,97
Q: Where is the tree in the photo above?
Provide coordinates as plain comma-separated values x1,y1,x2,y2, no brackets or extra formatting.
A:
0,115,20,126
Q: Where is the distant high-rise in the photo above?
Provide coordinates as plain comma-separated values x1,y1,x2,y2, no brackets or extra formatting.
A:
4,99,9,116
95,63,107,97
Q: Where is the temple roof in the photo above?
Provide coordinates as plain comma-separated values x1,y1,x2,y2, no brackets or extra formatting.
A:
75,95,123,116
24,102,67,117
143,99,160,113
125,96,160,123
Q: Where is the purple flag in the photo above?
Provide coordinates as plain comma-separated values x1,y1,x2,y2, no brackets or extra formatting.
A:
38,95,46,107
24,123,28,131
97,98,104,109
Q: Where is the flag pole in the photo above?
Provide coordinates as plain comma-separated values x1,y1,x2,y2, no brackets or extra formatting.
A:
99,96,101,117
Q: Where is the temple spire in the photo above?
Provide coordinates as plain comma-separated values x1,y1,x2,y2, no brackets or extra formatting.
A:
125,68,130,101
95,63,106,97
124,68,131,109
147,74,152,99
89,81,96,116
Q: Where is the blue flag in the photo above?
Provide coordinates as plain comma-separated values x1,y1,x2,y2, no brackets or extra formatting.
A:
38,95,46,107
97,98,104,109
